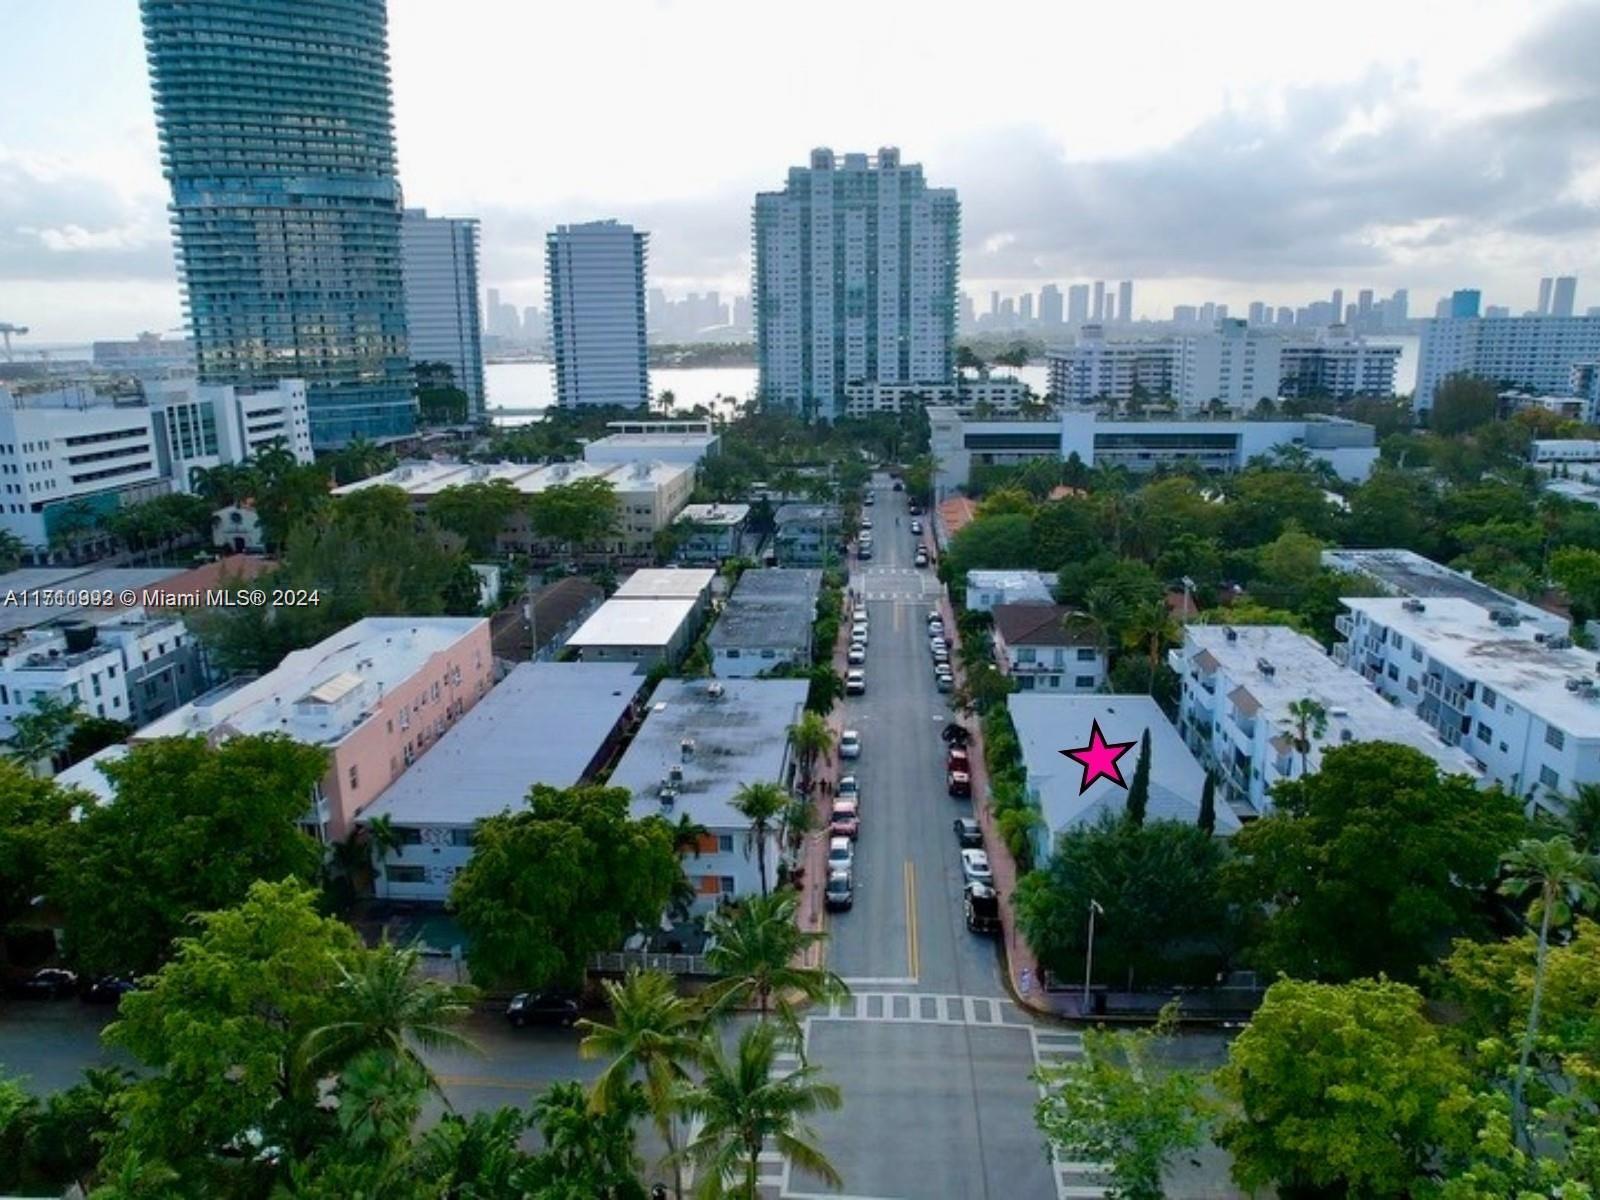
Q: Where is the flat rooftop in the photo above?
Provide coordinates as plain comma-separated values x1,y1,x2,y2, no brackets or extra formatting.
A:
774,503,842,524
332,458,691,498
1009,694,1239,836
1181,624,1482,777
1323,548,1565,633
1344,596,1600,735
708,569,820,652
135,617,486,745
361,662,645,826
611,677,807,829
0,565,187,636
678,503,750,527
567,597,697,649
612,568,716,601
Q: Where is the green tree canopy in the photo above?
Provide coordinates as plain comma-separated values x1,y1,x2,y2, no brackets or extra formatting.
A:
528,477,621,553
52,734,328,974
0,762,75,946
427,479,523,557
449,784,681,989
943,513,1035,578
1430,375,1499,435
1223,741,1526,982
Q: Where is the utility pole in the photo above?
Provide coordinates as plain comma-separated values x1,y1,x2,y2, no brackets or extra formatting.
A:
1082,898,1104,1013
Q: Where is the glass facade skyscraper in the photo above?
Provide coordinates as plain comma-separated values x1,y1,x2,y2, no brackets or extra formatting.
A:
754,147,959,421
140,0,414,446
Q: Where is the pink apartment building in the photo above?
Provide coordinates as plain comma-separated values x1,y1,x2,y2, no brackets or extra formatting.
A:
130,616,495,840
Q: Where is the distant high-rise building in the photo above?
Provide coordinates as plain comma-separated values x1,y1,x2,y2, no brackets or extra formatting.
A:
1538,277,1554,315
1357,289,1374,323
1198,302,1216,328
1553,276,1578,318
1019,293,1034,323
1092,281,1106,322
959,292,976,330
1103,295,1116,323
1484,305,1510,319
990,291,1001,317
1173,305,1198,325
1039,284,1063,326
732,295,753,332
140,0,413,446
1216,304,1229,321
1000,298,1016,320
1450,289,1481,319
401,209,485,417
522,307,542,340
1067,284,1090,325
1330,289,1343,325
1389,289,1409,325
1248,302,1267,325
546,220,650,409
1117,280,1133,325
754,147,959,419
1417,313,1600,410
1277,306,1294,326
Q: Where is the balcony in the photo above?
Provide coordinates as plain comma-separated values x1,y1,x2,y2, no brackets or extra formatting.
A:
1423,674,1472,712
1331,644,1349,666
1334,614,1353,637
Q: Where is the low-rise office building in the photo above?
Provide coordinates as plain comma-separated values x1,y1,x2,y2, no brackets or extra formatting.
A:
134,617,494,841
566,597,697,667
709,568,821,678
1009,694,1238,865
1171,624,1479,820
674,503,750,564
363,662,646,901
1334,596,1600,813
965,569,1058,612
929,407,1378,498
581,419,719,468
991,603,1106,692
1322,548,1567,636
773,504,843,566
610,677,807,908
840,373,1030,418
611,568,716,626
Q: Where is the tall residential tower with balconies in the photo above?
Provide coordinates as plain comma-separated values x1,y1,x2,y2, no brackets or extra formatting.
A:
545,221,651,409
140,0,414,446
754,147,959,420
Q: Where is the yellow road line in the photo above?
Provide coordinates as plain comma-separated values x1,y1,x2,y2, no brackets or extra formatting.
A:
904,860,920,980
436,1075,539,1091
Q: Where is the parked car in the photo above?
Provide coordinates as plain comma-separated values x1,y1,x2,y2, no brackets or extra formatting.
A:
948,769,972,798
507,992,580,1028
965,882,1001,934
839,729,862,759
10,968,79,1000
846,669,866,695
81,976,139,1005
857,543,873,560
829,800,861,839
864,491,875,505
942,722,971,747
928,618,944,636
929,636,947,653
908,500,921,513
910,519,923,534
915,548,929,567
933,648,949,666
848,643,866,665
953,817,983,847
960,848,993,885
828,836,855,873
893,480,904,492
852,622,869,644
947,747,970,772
927,610,942,626
837,774,859,799
935,671,954,693
825,870,855,911
861,516,873,530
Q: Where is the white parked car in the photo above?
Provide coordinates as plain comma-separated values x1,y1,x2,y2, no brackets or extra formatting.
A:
846,669,866,695
848,643,867,665
861,516,873,529
960,849,993,885
852,624,869,645
837,774,859,799
839,729,861,759
829,836,855,873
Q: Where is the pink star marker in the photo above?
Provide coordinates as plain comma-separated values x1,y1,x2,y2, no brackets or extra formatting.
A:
1060,720,1138,794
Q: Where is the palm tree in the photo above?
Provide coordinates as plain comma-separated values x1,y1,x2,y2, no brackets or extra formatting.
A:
731,781,788,897
1120,599,1179,690
1499,835,1600,1153
673,1021,843,1200
702,891,847,1044
1560,782,1600,853
298,941,477,1098
1286,697,1329,776
787,710,834,783
577,968,705,1200
671,812,712,857
780,794,817,865
526,1078,649,1197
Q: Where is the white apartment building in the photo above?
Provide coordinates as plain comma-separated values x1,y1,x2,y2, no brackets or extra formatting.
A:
0,626,131,739
1279,331,1401,398
965,570,1058,612
582,420,720,468
546,220,650,409
755,147,959,420
1046,328,1175,405
142,376,313,488
991,603,1106,692
401,208,486,417
708,568,820,678
1416,316,1600,412
1171,624,1480,820
1335,596,1600,813
1174,320,1282,411
1531,439,1600,468
842,373,1030,418
611,677,808,909
1320,548,1567,636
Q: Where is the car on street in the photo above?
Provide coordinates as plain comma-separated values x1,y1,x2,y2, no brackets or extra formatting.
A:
861,515,873,529
506,991,580,1028
960,848,994,885
948,769,972,798
947,747,970,773
935,671,954,692
82,976,139,1005
839,729,861,759
828,836,855,873
953,817,983,847
927,610,942,626
964,882,1001,934
915,548,929,567
857,543,873,560
942,722,971,746
929,636,947,653
9,968,78,999
910,519,923,534
825,869,855,911
933,648,949,666
846,669,866,695
847,643,866,664
852,622,869,644
908,501,921,514
893,480,904,491
837,774,858,799
829,800,861,838
864,491,875,505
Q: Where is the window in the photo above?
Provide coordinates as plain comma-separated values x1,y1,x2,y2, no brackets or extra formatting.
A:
1387,664,1400,681
1539,765,1560,790
1545,726,1566,751
1407,677,1419,694
1481,687,1497,709
385,865,426,884
1077,648,1096,661
1476,722,1492,742
726,649,741,658
396,826,423,845
1075,675,1097,689
1016,648,1036,663
719,876,736,895
718,834,735,853
348,764,359,790
1411,646,1423,663
449,828,474,847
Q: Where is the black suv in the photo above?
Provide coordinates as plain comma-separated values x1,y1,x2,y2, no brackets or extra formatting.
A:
506,992,580,1028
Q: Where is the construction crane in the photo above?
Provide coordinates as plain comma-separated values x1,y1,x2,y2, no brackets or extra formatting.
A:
0,323,27,361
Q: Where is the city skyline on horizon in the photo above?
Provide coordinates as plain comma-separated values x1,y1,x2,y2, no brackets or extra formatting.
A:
3,0,1598,343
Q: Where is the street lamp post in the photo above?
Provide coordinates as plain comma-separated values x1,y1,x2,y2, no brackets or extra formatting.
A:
1180,575,1196,623
1082,899,1104,1014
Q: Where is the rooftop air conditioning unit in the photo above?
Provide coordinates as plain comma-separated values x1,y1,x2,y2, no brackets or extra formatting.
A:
1549,636,1573,650
680,737,696,760
1225,629,1238,643
1340,729,1353,743
669,765,684,785
706,682,726,700
657,784,677,808
1256,658,1275,678
1566,677,1584,692
1536,632,1549,644
1402,599,1425,613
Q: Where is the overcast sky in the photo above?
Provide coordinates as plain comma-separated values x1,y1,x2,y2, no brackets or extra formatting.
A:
3,0,1598,343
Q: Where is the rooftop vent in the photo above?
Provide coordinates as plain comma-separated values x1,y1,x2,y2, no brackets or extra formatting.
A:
1328,707,1349,718
1549,636,1573,650
1402,599,1426,613
1340,729,1353,743
680,737,696,760
669,764,684,785
657,784,676,808
1536,632,1549,644
1567,677,1584,692
1256,658,1275,678
1225,629,1238,643
706,682,726,700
